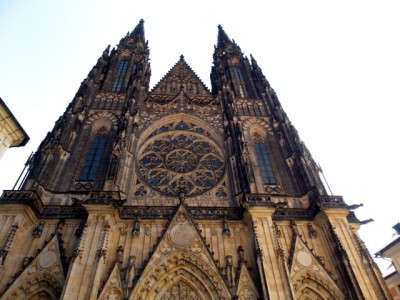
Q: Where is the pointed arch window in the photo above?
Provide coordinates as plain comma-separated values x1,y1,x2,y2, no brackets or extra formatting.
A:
112,59,129,92
253,134,277,184
116,59,129,75
79,129,108,181
232,67,249,98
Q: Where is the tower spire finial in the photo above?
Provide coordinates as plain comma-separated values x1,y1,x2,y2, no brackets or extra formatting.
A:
130,19,145,43
217,24,232,48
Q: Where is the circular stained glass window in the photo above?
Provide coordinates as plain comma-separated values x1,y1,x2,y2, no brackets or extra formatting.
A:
138,131,225,197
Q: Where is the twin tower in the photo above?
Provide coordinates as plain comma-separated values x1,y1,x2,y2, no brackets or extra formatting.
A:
0,20,390,299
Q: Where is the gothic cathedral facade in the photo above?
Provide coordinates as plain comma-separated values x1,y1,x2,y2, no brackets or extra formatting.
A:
0,20,391,299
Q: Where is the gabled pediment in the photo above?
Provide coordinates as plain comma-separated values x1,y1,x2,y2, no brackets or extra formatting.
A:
130,203,232,300
98,263,124,300
236,264,260,299
151,55,211,97
289,236,345,299
2,235,65,299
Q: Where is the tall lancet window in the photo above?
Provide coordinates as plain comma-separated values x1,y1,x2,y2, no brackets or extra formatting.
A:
79,128,108,181
232,67,249,98
112,59,129,92
253,133,277,184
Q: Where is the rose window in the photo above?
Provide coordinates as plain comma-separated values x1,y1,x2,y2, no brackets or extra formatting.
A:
166,149,197,173
138,131,225,197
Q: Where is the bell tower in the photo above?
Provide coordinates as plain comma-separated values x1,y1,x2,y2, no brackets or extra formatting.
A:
0,20,391,299
23,19,150,194
211,25,325,199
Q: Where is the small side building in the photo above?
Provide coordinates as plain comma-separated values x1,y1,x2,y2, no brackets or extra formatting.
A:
0,97,29,159
376,223,400,299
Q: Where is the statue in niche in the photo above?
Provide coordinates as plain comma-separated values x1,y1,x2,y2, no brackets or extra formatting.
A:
125,255,136,296
222,215,231,236
107,289,120,300
131,217,140,236
224,255,236,291
237,245,246,267
308,223,318,238
116,245,124,268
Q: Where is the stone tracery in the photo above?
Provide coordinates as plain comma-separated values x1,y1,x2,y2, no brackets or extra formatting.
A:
138,128,225,197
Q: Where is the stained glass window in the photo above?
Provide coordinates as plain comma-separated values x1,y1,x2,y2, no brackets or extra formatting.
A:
138,131,225,197
232,67,249,98
112,77,124,92
254,140,276,184
117,60,129,75
112,60,129,92
79,134,107,181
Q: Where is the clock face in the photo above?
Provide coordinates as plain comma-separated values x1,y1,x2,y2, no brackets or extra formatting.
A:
137,129,225,197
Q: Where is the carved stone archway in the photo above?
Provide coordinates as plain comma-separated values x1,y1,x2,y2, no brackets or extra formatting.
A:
297,286,326,300
131,251,231,300
293,271,344,300
2,272,62,300
27,289,56,300
157,277,204,300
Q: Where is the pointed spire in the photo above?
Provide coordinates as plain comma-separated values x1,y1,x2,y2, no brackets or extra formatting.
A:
130,19,145,43
250,54,271,89
217,24,232,48
250,54,258,67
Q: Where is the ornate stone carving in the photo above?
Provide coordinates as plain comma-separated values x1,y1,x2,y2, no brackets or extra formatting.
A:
211,225,217,236
125,256,136,291
96,222,110,260
160,241,173,255
138,131,225,197
264,184,282,194
116,245,124,268
145,224,151,236
0,223,18,265
32,221,44,238
85,111,119,127
223,255,235,291
190,240,202,254
160,281,201,300
318,195,346,208
222,215,231,236
308,223,318,238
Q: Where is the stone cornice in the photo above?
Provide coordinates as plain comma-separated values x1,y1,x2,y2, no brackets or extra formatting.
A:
0,97,29,147
0,190,358,223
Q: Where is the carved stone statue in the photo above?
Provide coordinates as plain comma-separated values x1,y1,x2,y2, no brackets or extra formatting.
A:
308,223,318,238
125,255,136,289
116,245,124,268
222,216,231,236
131,217,140,236
225,255,235,290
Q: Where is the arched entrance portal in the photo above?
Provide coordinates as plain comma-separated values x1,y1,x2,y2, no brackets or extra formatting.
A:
27,290,56,300
131,251,231,300
158,278,203,300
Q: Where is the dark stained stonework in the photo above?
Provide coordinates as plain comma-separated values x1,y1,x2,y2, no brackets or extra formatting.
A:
0,20,390,299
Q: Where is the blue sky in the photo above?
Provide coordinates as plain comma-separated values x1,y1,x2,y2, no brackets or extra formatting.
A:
1,0,399,274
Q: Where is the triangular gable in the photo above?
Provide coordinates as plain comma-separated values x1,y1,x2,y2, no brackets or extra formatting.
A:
235,264,260,300
2,235,65,299
289,235,345,300
151,55,211,96
98,263,124,300
130,203,232,300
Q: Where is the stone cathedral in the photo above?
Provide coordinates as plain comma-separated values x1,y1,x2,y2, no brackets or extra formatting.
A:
0,20,391,299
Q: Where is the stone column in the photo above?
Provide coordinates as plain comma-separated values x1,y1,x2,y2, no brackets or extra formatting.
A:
61,205,114,300
317,208,391,300
245,205,295,299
